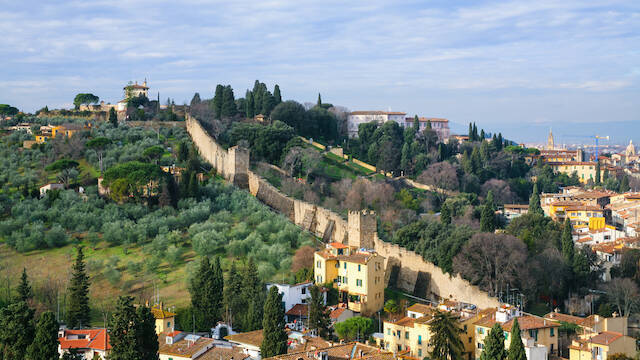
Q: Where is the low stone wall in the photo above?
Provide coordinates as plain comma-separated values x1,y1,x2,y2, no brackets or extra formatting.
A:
248,170,295,220
374,238,500,309
352,158,377,172
400,177,458,196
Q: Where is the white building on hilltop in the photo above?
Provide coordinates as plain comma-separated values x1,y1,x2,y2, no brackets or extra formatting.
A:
347,111,406,137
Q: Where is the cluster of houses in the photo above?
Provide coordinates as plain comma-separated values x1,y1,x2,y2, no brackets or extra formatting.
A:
504,186,640,281
9,122,86,148
56,242,638,360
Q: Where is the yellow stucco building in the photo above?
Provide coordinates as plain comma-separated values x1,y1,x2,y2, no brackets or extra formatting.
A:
151,304,176,335
314,242,385,316
569,331,636,360
547,161,606,184
474,307,560,359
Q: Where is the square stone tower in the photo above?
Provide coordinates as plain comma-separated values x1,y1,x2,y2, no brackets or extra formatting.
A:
227,145,250,189
347,210,377,249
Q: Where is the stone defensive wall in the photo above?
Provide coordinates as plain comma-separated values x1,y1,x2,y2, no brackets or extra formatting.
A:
186,115,498,308
374,237,500,309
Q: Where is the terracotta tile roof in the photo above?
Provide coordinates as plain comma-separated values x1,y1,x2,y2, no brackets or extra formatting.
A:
407,303,432,315
474,314,559,331
225,329,264,348
328,242,349,249
264,342,394,360
158,333,214,357
543,312,585,325
315,249,376,264
286,304,309,316
197,345,251,360
587,331,623,345
404,117,448,123
58,328,111,351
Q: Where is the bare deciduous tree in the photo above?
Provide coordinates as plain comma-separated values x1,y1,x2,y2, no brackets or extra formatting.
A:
417,162,459,191
481,179,516,205
606,278,639,316
453,233,529,296
292,246,316,272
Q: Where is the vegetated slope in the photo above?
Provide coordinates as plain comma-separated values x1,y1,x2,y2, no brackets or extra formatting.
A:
0,118,313,325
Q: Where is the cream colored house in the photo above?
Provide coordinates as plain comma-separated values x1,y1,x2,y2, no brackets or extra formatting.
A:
569,331,636,360
152,303,177,335
314,242,385,316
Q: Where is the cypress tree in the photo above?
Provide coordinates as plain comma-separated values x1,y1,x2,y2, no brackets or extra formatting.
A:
595,161,601,185
480,323,507,360
414,115,420,131
529,183,543,216
261,91,275,116
17,268,32,303
468,123,473,140
440,203,451,225
561,218,575,263
109,296,158,360
213,84,224,119
508,318,527,360
27,311,59,360
242,258,264,331
426,119,432,130
308,285,331,339
260,286,288,358
135,305,159,360
190,257,224,330
317,93,322,107
224,262,245,328
498,133,504,149
246,91,255,119
273,85,282,104
481,191,496,232
471,147,482,173
108,107,118,128
190,92,201,106
472,123,478,141
221,85,237,118
67,246,90,329
428,310,464,360
620,175,630,192
0,301,35,360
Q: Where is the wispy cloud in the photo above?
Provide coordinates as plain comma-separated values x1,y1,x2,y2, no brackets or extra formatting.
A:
0,0,638,141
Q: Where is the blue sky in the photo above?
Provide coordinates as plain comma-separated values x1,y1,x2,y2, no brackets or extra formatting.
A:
1,0,639,143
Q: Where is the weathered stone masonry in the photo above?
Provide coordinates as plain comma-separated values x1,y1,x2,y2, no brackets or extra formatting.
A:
186,115,500,309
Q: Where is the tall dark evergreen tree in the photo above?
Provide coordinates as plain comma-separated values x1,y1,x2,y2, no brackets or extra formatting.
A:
317,93,322,107
428,310,464,360
472,123,478,141
242,258,264,331
109,296,158,360
261,90,275,116
595,161,601,185
224,262,244,328
440,203,451,225
481,191,496,233
468,123,473,140
620,175,630,192
529,183,543,216
190,92,201,106
497,133,504,150
561,218,575,263
17,268,32,303
67,246,90,329
213,84,224,119
480,323,507,360
246,91,255,119
27,311,59,360
260,286,287,358
0,301,35,360
108,107,118,128
190,257,224,330
414,115,420,131
308,285,330,338
507,318,526,360
273,84,282,104
221,86,237,117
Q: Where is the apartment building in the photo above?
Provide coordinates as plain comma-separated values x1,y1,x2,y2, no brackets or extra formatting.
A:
403,117,451,142
314,242,385,316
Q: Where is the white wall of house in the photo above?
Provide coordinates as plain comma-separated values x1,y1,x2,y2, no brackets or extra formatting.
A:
266,282,313,313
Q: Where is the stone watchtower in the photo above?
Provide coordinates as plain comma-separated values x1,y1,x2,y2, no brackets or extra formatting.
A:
347,210,377,249
227,146,250,189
